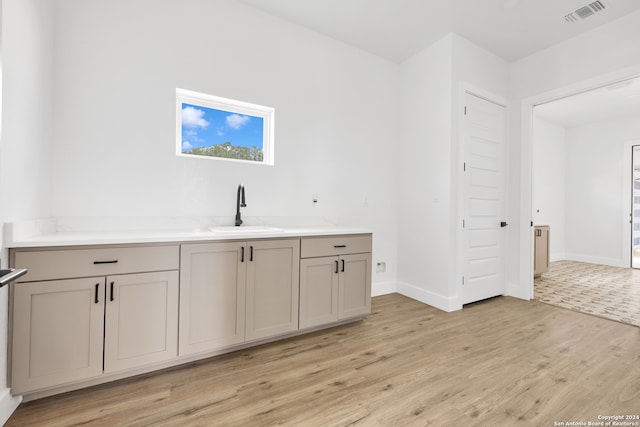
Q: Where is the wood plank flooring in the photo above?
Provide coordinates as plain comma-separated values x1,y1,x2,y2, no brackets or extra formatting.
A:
6,293,640,426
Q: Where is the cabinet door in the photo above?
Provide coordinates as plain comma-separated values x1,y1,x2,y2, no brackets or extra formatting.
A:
104,271,179,373
300,256,339,329
338,253,372,320
179,242,246,356
11,278,105,394
246,239,300,341
534,227,550,277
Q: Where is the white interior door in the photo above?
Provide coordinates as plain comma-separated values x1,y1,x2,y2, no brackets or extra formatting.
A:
462,92,507,305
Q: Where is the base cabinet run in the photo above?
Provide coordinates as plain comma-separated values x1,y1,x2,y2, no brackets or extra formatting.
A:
9,233,371,399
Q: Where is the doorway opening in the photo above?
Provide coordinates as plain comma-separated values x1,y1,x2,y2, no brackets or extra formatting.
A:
529,74,640,327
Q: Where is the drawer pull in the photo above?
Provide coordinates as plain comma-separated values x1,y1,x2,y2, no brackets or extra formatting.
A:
94,283,100,304
333,245,347,248
93,260,118,265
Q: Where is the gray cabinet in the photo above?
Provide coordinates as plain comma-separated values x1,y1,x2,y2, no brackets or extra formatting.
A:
11,277,105,394
179,242,246,356
299,257,339,328
10,245,179,395
179,238,300,354
299,235,372,329
246,239,300,341
534,225,550,277
104,271,179,373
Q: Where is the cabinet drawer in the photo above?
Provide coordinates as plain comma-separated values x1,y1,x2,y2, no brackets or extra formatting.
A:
300,235,372,258
14,245,179,282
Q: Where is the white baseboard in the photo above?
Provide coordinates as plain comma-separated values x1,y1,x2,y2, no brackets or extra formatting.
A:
549,252,565,262
372,281,396,297
563,253,626,268
0,388,21,425
396,281,462,312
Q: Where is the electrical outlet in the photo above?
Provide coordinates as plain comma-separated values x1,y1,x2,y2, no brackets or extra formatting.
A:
376,262,386,273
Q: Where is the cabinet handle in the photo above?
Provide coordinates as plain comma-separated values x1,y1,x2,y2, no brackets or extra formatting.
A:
110,281,115,301
250,246,254,262
335,260,339,274
93,260,118,265
241,246,245,263
341,259,345,272
334,245,347,248
95,283,100,304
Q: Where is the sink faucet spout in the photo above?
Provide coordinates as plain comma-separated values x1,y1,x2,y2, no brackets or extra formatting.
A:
235,184,246,226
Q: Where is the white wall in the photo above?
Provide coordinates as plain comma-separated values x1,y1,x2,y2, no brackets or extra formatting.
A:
564,115,640,267
0,0,54,422
532,117,566,260
509,10,640,299
397,35,453,308
51,0,400,292
397,34,509,311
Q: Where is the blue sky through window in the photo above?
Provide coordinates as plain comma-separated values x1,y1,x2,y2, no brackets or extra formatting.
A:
181,103,264,153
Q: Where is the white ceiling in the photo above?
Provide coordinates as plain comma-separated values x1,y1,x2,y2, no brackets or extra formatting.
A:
535,76,640,128
239,0,640,128
239,0,640,63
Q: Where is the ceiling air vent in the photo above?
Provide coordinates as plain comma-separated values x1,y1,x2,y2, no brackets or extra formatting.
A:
564,1,606,23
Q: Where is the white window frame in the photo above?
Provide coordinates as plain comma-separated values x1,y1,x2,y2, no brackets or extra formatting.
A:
176,88,275,165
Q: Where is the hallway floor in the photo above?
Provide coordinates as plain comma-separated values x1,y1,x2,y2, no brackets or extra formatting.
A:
535,260,640,327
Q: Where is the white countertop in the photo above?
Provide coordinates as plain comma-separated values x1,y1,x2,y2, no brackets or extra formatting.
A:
4,218,372,248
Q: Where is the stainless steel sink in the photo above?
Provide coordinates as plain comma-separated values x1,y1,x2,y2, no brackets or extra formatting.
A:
0,268,28,287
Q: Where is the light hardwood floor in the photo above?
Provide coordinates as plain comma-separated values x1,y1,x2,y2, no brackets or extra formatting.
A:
6,293,640,426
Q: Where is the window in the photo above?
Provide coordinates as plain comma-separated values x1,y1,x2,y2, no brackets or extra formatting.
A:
176,89,274,165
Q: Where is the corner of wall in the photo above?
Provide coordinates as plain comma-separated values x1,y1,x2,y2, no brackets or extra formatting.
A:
372,281,397,297
506,281,531,301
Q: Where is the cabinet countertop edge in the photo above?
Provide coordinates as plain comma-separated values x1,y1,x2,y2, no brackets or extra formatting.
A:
6,227,373,249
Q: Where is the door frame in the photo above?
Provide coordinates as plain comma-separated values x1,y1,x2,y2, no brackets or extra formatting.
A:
456,83,509,308
520,65,640,299
624,141,640,268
